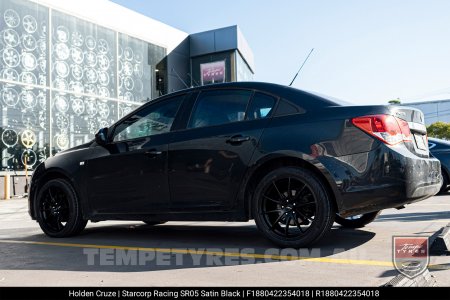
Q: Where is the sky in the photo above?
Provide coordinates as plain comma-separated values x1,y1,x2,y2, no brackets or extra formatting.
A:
111,0,450,105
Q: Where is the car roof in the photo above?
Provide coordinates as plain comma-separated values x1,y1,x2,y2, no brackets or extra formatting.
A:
162,81,341,109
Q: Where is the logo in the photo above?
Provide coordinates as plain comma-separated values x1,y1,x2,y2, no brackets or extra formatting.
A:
393,236,429,278
200,61,226,85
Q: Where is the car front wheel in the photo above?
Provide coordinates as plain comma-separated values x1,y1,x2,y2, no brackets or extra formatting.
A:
334,211,381,228
35,178,87,237
252,167,335,248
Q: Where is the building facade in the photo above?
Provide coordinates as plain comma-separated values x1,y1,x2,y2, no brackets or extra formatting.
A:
0,0,254,177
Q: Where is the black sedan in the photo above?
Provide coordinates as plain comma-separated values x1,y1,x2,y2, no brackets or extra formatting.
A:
428,137,450,193
28,82,441,247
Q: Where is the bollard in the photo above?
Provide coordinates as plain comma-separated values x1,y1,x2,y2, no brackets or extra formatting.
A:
25,157,29,194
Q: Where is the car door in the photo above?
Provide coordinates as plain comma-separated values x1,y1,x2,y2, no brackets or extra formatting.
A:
168,89,278,211
86,95,185,215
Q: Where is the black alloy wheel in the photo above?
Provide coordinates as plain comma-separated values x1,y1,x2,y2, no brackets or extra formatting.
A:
334,211,381,228
253,167,334,248
35,179,87,237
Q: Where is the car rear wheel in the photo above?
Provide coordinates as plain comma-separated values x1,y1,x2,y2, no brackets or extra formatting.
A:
334,211,381,228
253,167,335,248
35,178,87,237
143,221,167,226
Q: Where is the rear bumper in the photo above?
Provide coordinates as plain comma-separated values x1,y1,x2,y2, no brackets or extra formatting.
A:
320,144,441,217
403,156,441,200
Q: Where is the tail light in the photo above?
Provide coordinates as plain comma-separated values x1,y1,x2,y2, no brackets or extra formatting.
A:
351,114,412,145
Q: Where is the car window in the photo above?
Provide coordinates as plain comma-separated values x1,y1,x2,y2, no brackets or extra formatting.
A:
188,89,252,129
113,96,183,142
273,98,305,116
246,92,277,120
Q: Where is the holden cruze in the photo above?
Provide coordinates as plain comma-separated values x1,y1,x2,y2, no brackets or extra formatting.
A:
28,82,441,247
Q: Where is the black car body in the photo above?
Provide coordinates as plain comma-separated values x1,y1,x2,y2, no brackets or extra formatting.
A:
28,82,442,247
428,137,450,192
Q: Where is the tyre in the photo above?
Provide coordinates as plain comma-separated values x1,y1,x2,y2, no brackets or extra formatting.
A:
335,211,381,228
35,178,87,237
439,169,449,194
143,221,167,226
252,167,335,248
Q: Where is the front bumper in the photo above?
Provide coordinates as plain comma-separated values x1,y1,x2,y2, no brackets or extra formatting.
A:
28,177,37,220
27,162,44,220
320,144,442,217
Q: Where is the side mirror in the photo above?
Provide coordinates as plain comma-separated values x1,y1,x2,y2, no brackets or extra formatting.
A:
95,127,109,146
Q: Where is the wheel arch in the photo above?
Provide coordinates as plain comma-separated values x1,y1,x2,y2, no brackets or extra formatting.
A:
241,155,341,219
30,168,85,220
440,165,450,193
442,165,450,183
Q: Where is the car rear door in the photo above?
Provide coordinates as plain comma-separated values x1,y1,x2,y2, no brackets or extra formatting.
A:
168,89,277,211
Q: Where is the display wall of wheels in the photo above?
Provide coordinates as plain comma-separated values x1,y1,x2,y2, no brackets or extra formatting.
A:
0,1,49,170
0,0,165,171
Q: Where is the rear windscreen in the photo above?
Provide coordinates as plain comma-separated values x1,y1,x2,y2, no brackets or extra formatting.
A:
305,90,354,106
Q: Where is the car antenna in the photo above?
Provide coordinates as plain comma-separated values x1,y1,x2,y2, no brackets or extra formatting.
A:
289,48,314,87
171,67,189,88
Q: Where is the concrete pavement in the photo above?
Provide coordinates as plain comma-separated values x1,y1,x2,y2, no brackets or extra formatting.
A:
0,195,449,286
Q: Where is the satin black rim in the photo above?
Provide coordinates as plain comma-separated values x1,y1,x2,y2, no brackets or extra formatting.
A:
260,177,317,239
39,186,70,232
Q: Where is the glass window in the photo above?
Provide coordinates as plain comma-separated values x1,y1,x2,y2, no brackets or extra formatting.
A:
246,93,276,120
188,89,252,128
274,99,305,116
0,0,50,171
113,96,183,142
1,83,50,170
119,33,166,103
51,9,117,98
0,0,170,170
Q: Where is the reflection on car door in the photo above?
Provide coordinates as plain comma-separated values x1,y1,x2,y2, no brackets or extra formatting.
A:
168,90,277,211
86,96,184,215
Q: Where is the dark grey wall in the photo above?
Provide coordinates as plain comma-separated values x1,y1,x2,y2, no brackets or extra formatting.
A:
190,26,238,57
190,25,254,73
167,37,191,93
163,26,255,95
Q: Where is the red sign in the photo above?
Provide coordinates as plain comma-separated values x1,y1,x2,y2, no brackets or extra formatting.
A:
392,236,429,278
200,61,225,85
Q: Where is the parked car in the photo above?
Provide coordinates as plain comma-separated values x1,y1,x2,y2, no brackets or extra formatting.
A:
28,82,442,247
428,137,450,193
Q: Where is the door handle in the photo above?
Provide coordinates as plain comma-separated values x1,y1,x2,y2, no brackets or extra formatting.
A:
145,149,162,157
226,135,251,144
